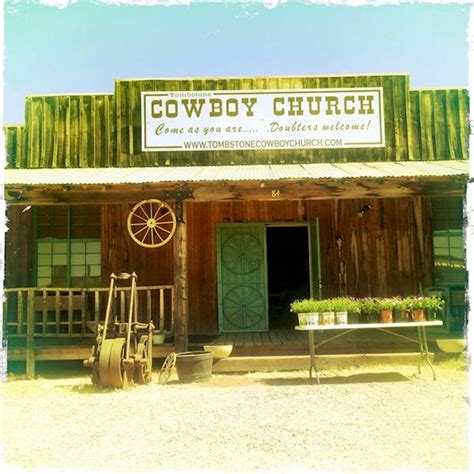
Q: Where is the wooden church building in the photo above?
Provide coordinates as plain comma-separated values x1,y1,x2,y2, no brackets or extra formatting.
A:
3,73,469,355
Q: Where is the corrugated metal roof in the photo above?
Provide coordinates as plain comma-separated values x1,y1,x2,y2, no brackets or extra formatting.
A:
4,160,469,186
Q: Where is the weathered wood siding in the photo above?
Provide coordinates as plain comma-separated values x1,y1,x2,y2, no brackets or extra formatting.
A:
409,89,469,161
100,204,173,287
5,206,35,287
5,74,469,169
4,125,26,168
184,198,433,335
23,94,116,168
115,74,410,166
4,198,435,335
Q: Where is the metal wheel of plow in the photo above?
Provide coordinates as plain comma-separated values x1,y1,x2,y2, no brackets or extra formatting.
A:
98,338,133,389
159,352,176,384
127,199,177,248
134,335,153,384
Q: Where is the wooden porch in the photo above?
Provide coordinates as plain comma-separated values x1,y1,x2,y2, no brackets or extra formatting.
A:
3,286,463,377
3,285,174,337
5,326,457,361
3,285,174,375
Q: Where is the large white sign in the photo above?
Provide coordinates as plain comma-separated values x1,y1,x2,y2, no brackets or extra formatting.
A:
141,88,385,152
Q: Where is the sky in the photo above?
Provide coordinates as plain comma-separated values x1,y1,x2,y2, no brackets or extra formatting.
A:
3,1,471,124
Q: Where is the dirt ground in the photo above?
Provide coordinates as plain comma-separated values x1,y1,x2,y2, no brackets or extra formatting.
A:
0,358,470,473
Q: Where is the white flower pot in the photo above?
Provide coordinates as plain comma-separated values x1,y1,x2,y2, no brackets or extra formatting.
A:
298,314,309,326
321,311,335,325
298,313,320,326
335,311,348,325
306,313,320,326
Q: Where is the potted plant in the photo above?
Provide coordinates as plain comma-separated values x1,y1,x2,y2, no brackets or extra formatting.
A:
359,297,379,323
290,299,324,326
318,299,336,325
374,297,402,323
331,297,360,325
424,295,444,321
404,295,443,322
394,296,412,322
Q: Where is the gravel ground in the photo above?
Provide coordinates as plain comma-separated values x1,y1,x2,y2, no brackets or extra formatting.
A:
0,358,470,473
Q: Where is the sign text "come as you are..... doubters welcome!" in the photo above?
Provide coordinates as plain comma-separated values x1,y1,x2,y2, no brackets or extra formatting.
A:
141,88,385,152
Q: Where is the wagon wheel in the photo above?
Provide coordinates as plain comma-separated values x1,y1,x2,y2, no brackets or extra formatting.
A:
134,335,153,384
159,352,176,384
127,199,177,249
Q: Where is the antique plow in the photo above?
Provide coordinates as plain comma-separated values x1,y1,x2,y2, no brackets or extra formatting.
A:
84,272,154,388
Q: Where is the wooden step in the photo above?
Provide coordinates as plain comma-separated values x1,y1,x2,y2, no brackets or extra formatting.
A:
7,344,177,361
211,352,434,373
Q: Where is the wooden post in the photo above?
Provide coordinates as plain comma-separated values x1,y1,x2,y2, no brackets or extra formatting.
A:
173,202,188,352
26,290,35,378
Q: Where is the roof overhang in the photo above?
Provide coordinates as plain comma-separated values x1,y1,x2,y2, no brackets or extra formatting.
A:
4,160,469,186
4,161,468,205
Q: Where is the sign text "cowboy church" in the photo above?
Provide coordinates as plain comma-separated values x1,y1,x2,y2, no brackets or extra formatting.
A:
149,94,375,119
142,88,384,152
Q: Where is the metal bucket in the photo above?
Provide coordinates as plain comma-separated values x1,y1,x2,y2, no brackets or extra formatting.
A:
175,351,213,382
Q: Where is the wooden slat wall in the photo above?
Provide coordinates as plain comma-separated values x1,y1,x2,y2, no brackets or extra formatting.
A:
408,89,469,161
6,76,469,169
22,94,116,168
5,206,35,287
4,125,26,168
3,198,436,335
100,204,173,287
184,198,434,335
115,74,410,166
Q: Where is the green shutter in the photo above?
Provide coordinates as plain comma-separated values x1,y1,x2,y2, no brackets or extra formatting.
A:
217,223,268,332
310,219,322,299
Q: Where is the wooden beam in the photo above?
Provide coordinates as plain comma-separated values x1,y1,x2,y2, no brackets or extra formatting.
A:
26,290,35,378
6,344,177,361
173,201,189,352
5,176,467,206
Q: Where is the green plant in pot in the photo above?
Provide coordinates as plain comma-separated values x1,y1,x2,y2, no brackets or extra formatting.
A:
331,297,360,324
374,297,402,323
290,299,325,326
359,297,379,323
404,295,443,322
424,295,444,320
394,297,412,322
317,299,336,325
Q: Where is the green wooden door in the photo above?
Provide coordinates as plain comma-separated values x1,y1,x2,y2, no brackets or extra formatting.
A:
217,223,268,332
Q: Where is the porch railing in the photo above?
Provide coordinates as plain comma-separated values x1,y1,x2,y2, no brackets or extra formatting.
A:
3,285,174,338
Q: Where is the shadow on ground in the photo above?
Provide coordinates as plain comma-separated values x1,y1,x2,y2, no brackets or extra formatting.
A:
262,372,410,386
57,383,115,394
8,360,89,379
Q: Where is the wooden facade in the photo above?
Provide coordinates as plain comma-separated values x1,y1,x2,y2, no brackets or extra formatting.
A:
4,196,437,336
3,73,469,347
5,75,469,169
